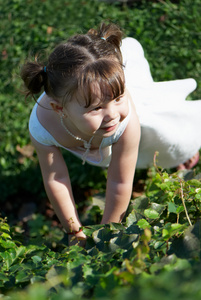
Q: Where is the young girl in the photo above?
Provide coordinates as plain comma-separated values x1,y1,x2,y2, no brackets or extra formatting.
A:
21,23,201,245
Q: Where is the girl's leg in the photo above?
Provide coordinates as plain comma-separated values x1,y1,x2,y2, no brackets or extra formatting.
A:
177,151,200,170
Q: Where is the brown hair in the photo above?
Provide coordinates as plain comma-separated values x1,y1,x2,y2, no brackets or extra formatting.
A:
21,23,125,107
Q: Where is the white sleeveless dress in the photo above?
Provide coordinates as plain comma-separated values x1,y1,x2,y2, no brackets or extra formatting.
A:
29,38,201,169
121,37,201,169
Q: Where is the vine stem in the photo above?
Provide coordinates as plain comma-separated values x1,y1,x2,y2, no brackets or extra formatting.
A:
153,151,163,175
179,179,192,226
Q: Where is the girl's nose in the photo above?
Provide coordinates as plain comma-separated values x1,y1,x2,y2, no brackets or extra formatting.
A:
104,105,118,122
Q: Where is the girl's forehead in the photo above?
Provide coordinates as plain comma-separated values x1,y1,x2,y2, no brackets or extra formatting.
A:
77,81,114,107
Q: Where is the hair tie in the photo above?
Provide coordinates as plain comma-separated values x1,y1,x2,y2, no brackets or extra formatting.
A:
43,66,47,73
101,37,106,41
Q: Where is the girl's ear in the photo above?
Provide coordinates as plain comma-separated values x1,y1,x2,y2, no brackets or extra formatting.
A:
50,100,63,115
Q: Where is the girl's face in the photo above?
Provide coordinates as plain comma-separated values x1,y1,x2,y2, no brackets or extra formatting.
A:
63,87,129,140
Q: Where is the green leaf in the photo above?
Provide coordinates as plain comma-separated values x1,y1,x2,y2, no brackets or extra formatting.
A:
125,210,138,227
176,206,184,214
15,270,32,284
0,222,10,232
137,219,151,229
162,223,186,240
0,272,9,282
111,232,139,250
15,246,26,257
188,179,201,187
144,209,160,219
0,251,13,270
109,223,125,231
0,238,16,248
32,255,42,264
1,232,12,239
195,193,201,201
168,202,177,213
150,202,166,215
131,196,149,212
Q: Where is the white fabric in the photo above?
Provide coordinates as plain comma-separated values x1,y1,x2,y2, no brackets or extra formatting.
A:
29,37,201,169
122,37,201,168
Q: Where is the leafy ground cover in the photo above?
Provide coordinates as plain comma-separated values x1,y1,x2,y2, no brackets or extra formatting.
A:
1,0,201,298
0,166,201,299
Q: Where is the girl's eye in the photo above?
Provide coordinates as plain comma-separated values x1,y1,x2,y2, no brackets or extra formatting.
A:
93,106,102,111
115,96,122,103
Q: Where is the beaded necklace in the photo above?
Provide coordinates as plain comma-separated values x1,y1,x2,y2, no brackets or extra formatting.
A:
60,115,94,164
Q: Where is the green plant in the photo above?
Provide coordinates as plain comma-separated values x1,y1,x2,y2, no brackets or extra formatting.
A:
0,165,200,299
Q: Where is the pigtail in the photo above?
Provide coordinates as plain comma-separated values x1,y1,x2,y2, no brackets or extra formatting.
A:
20,60,47,99
88,23,123,63
98,23,123,49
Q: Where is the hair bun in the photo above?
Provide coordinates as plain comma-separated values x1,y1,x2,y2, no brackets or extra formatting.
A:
98,23,123,49
21,61,46,98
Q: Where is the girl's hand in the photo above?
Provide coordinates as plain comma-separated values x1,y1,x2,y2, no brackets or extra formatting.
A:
68,231,87,247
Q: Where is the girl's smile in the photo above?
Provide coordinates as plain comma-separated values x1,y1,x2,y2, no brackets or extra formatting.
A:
101,123,118,132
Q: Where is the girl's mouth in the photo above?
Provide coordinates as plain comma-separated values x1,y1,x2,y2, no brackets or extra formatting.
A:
102,123,118,132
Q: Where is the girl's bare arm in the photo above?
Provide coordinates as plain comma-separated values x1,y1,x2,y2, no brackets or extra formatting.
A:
30,135,86,239
101,107,141,224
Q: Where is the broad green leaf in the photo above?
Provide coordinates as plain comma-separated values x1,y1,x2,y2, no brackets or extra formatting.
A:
15,270,32,284
92,227,113,245
67,254,87,269
0,238,16,248
82,264,94,279
32,255,42,264
125,210,138,227
150,203,166,215
109,223,125,231
176,206,184,214
111,233,139,250
1,232,11,239
0,251,13,269
162,229,170,239
109,237,122,252
168,202,177,213
170,223,185,232
0,272,9,282
162,224,185,240
131,196,149,212
144,209,160,219
137,219,151,229
195,193,201,201
0,223,10,232
188,179,201,188
15,246,26,257
83,224,104,236
153,240,167,250
126,224,140,235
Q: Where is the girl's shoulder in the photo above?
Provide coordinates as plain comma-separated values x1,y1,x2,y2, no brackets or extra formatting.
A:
29,93,61,147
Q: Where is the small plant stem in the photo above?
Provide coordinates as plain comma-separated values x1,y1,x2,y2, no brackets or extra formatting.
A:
179,180,192,226
166,240,169,255
153,151,162,175
176,213,179,224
